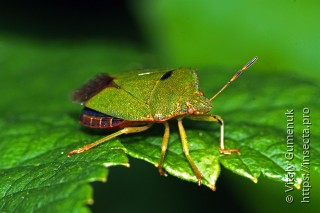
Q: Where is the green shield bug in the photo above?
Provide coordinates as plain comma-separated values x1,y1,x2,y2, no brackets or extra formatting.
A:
69,56,258,186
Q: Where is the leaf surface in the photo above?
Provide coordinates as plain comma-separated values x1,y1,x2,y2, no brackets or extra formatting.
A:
1,36,319,211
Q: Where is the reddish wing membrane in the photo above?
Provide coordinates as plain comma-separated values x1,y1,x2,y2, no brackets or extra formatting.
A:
72,73,118,104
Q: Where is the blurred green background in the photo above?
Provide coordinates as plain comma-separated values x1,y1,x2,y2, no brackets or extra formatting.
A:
1,0,319,212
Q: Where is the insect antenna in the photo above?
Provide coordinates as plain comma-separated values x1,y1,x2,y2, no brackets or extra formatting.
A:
209,56,258,101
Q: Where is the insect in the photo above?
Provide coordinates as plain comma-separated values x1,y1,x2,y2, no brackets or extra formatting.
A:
68,56,258,186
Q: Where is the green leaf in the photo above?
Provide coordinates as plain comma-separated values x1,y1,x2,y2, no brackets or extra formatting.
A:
0,34,142,212
0,113,129,212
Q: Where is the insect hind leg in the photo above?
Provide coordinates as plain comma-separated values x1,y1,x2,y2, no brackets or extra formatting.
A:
68,124,153,157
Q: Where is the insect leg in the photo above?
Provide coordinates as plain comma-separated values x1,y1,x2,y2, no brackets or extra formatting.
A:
68,124,153,157
177,118,202,186
158,121,170,176
186,115,239,154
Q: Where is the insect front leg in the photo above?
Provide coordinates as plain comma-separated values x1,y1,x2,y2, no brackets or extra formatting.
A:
177,118,202,186
186,114,239,154
157,121,170,176
68,124,153,157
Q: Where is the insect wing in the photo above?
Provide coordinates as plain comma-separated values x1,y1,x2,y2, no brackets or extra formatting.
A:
84,69,171,121
85,84,152,121
114,69,170,104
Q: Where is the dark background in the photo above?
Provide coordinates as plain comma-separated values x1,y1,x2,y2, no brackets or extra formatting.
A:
0,1,142,42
